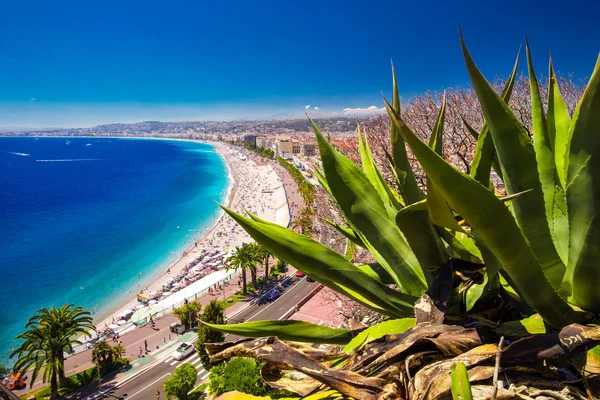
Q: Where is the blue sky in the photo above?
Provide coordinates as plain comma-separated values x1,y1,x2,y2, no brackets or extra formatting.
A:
0,0,598,128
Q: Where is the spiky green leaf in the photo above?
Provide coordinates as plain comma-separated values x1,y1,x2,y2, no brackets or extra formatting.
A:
357,124,402,214
390,62,423,204
461,34,565,289
202,319,356,345
222,206,417,317
547,60,572,188
323,218,366,248
564,55,600,312
384,98,581,328
343,318,415,352
312,118,428,295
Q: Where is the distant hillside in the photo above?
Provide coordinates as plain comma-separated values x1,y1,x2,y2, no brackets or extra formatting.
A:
1,117,365,137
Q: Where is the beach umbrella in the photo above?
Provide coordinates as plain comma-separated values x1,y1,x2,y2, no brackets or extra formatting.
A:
149,299,158,305
117,320,127,325
166,277,174,283
117,311,129,318
135,304,145,310
108,324,119,330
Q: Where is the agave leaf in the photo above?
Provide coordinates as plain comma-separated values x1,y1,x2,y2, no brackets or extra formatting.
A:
396,208,447,273
312,118,428,295
425,93,464,232
390,62,424,204
469,50,519,186
564,55,600,312
496,314,546,337
545,61,572,266
323,218,366,248
357,124,402,214
462,118,479,140
438,228,483,264
343,318,416,352
548,59,572,188
384,98,581,328
450,362,473,400
463,236,502,311
461,34,566,290
202,319,356,345
222,206,417,317
526,42,569,267
356,263,395,285
314,167,332,197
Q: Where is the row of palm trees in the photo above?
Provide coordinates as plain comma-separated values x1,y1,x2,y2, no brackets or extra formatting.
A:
10,304,95,399
225,242,273,295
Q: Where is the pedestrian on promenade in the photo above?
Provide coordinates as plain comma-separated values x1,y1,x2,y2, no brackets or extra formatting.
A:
156,390,160,399
139,346,143,358
144,340,148,353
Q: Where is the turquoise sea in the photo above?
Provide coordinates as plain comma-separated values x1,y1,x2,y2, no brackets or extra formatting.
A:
0,137,229,366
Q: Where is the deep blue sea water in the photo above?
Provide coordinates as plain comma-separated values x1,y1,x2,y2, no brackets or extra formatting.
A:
0,137,229,365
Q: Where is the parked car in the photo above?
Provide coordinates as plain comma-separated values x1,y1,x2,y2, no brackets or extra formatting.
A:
306,276,315,282
172,342,194,360
295,270,305,277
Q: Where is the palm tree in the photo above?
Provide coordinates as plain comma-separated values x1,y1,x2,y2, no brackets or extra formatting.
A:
91,340,125,369
10,304,94,398
226,244,260,295
173,301,202,330
252,243,272,282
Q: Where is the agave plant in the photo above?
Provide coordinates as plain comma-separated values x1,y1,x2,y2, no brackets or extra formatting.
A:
202,34,600,399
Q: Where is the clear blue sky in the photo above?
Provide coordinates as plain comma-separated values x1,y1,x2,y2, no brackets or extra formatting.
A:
0,0,598,128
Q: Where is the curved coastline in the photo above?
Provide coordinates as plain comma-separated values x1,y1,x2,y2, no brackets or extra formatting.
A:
91,139,237,331
0,137,235,364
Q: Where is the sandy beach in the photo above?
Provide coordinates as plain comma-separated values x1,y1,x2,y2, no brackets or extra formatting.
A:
92,141,290,336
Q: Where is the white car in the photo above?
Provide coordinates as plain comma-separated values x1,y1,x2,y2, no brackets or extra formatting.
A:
171,342,195,360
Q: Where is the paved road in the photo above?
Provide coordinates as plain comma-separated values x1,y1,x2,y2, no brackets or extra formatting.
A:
77,275,317,399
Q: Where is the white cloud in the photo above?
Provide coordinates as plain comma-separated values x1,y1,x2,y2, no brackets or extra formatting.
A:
342,105,385,116
304,104,310,110
30,97,36,101
314,106,319,110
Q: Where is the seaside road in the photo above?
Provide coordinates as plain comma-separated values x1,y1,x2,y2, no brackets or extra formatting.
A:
78,276,316,399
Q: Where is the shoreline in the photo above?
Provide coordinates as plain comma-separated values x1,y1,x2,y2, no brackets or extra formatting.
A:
90,139,291,338
92,140,239,331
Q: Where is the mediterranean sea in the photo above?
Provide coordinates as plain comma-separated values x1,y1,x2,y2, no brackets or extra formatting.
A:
0,137,229,366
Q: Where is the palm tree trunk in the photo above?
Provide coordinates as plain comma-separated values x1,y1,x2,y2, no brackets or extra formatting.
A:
242,269,247,295
50,372,59,400
264,256,269,281
58,353,67,387
251,268,257,289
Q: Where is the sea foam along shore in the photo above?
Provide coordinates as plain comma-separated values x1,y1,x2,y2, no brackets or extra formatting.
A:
90,141,290,339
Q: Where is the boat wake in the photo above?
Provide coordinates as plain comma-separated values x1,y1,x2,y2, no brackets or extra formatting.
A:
5,151,30,157
36,158,103,162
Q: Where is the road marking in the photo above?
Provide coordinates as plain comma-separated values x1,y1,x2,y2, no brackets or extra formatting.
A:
127,372,171,399
169,359,179,366
199,370,209,380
